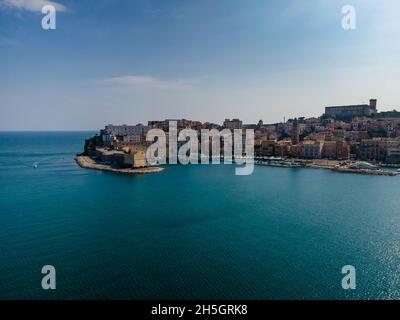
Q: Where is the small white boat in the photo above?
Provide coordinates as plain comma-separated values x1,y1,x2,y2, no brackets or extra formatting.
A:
33,163,38,168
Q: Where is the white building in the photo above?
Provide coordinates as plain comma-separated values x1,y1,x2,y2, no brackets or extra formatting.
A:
105,124,151,136
104,124,151,144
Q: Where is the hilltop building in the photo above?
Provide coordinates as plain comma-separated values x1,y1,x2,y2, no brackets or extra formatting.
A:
325,99,377,120
223,118,243,130
378,110,400,119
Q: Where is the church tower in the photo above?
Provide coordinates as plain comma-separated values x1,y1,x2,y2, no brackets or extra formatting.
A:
291,118,300,145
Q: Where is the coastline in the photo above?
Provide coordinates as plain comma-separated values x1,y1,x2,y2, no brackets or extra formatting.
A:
76,155,396,177
75,156,164,175
331,167,396,176
255,158,397,176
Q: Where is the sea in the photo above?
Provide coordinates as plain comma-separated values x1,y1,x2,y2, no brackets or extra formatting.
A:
0,131,400,299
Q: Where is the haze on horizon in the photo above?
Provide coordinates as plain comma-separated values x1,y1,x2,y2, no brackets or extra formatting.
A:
1,0,399,131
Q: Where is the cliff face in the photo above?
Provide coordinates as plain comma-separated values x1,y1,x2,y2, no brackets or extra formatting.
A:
83,138,94,156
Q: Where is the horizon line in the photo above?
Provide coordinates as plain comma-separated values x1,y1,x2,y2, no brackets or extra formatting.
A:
0,130,98,132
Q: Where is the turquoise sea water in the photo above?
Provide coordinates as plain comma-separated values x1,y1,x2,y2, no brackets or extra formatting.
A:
1,131,400,300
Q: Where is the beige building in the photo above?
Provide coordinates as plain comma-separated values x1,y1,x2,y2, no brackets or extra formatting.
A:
359,138,400,162
321,141,350,160
301,141,323,159
95,146,147,168
275,141,292,157
123,146,147,167
260,140,276,156
322,141,337,159
290,144,302,158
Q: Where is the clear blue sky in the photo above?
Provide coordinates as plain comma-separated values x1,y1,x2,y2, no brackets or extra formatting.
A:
1,0,399,130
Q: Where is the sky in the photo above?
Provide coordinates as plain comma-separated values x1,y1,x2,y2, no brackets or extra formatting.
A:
0,0,400,130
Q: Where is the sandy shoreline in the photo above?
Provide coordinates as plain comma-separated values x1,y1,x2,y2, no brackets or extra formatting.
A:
75,156,164,175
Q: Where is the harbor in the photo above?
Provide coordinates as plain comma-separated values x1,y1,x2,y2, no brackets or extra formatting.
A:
254,157,397,176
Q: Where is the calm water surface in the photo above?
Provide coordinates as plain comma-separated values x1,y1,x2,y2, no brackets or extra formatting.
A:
0,132,400,299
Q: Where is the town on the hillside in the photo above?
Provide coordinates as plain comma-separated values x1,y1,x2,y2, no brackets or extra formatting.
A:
78,99,400,175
